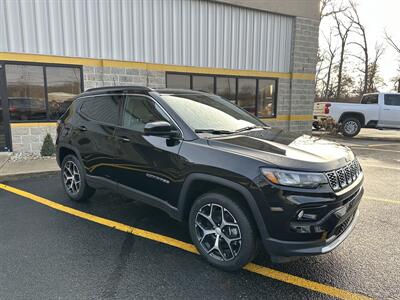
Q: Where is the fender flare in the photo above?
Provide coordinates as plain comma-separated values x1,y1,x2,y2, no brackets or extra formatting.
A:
177,173,270,239
339,112,366,126
56,143,84,167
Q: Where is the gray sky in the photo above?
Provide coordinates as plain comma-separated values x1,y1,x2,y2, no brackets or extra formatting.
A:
320,0,400,90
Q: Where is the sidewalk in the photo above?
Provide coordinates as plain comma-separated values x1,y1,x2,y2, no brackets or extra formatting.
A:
0,155,60,181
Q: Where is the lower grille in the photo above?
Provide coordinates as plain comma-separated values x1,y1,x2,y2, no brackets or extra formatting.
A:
325,160,362,191
331,213,354,238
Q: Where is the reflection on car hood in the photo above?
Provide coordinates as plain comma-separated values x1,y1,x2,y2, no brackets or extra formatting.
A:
207,128,354,172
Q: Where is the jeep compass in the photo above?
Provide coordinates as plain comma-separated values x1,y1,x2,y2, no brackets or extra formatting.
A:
56,86,363,271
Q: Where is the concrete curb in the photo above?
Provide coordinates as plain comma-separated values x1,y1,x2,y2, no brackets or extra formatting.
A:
0,170,60,182
312,133,400,143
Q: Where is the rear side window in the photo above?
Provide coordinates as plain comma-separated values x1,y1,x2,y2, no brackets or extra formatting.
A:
384,94,400,106
361,95,378,104
122,95,170,132
80,95,122,125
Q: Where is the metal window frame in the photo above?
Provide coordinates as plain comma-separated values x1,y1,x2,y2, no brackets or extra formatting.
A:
0,62,12,151
165,71,278,118
0,60,84,123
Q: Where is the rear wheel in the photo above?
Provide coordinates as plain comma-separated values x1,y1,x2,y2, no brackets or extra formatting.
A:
61,154,95,201
341,117,361,137
189,191,257,271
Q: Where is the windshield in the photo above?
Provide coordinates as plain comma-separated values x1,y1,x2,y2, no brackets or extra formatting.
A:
160,93,265,133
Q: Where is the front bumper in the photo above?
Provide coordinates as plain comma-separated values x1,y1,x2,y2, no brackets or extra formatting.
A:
265,209,359,261
258,174,364,261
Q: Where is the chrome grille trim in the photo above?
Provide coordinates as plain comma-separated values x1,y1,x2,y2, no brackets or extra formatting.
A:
325,160,362,191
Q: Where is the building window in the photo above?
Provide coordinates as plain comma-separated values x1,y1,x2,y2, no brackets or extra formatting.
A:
166,72,277,118
237,78,257,114
192,75,214,93
4,62,83,122
46,67,81,120
6,64,47,121
257,79,276,118
166,73,191,89
216,77,236,102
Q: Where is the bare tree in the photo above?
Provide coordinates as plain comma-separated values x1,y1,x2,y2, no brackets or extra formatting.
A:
384,32,400,91
348,0,368,94
385,31,400,54
320,0,348,21
322,30,339,99
333,10,353,99
366,43,385,93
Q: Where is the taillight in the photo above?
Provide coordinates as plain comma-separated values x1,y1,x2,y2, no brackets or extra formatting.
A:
324,103,331,114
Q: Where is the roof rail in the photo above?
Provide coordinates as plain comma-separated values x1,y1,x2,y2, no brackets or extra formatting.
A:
84,85,153,93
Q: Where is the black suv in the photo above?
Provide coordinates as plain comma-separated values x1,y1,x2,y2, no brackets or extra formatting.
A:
56,86,363,271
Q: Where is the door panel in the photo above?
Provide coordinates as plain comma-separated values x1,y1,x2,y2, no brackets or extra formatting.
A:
113,95,184,206
74,94,123,181
379,94,400,127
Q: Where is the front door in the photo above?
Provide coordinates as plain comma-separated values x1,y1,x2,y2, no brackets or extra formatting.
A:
379,94,400,128
0,63,12,152
113,94,183,206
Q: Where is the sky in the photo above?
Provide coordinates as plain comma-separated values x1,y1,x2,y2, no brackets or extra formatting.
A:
320,0,400,91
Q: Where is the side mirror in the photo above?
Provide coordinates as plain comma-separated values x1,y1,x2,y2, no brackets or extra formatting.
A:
144,121,179,138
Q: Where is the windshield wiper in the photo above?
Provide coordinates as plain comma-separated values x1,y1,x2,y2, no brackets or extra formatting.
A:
234,126,263,133
195,129,234,134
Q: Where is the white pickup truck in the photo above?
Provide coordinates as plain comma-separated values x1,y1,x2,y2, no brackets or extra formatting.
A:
313,92,400,137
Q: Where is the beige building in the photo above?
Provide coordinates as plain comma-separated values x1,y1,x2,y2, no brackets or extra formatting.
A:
0,0,320,153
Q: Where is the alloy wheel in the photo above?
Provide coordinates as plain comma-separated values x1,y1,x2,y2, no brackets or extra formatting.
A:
344,120,358,135
63,160,81,195
194,203,242,261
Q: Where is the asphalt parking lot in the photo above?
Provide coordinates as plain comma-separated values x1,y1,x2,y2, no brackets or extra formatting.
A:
0,138,399,299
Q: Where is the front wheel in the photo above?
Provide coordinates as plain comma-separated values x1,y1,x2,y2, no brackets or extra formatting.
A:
188,191,257,271
61,154,95,201
341,117,361,137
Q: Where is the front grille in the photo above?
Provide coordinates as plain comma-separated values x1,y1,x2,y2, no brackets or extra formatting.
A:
325,160,362,191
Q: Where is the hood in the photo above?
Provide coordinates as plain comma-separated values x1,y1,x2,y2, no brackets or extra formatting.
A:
207,128,354,172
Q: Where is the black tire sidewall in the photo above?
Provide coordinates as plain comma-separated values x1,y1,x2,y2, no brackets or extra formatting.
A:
61,154,94,201
189,192,257,271
341,118,361,137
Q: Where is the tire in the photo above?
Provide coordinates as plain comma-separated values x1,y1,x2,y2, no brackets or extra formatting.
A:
61,154,95,201
188,191,257,271
341,117,361,137
313,121,322,131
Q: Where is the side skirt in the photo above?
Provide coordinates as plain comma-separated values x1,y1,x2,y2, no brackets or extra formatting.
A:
86,175,181,220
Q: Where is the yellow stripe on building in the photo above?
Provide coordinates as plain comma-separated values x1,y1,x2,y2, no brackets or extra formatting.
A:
0,52,315,81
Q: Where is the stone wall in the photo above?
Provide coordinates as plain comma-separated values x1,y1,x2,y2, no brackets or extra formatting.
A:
83,66,166,91
11,125,57,154
288,16,319,132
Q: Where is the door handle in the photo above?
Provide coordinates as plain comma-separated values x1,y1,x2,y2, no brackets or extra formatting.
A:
383,109,391,111
78,125,87,131
117,136,130,143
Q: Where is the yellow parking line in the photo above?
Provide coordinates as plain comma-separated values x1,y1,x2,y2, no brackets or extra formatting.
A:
0,183,371,300
365,196,400,205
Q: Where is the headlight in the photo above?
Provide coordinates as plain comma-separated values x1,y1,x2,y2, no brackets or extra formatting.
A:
261,168,328,188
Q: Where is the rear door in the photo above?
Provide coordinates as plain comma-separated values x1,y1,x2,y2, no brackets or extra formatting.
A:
76,93,124,181
379,94,400,128
113,94,183,205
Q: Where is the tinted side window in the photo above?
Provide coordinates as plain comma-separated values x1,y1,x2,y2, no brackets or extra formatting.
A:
361,95,378,104
384,94,400,106
122,96,170,132
80,95,121,125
